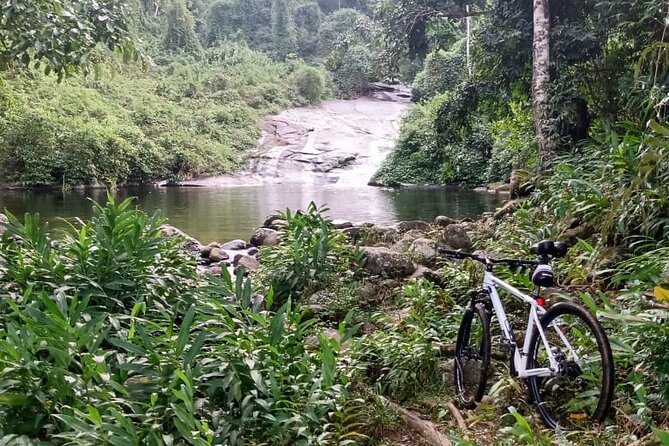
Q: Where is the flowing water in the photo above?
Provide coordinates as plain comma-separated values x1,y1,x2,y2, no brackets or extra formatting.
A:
0,94,506,243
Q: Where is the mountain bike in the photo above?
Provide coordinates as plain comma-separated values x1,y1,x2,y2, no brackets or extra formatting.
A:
439,240,614,431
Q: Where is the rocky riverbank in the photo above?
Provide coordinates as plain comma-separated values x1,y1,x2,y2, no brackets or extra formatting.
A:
163,200,518,289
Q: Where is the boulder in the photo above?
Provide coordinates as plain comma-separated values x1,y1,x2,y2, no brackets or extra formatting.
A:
410,266,445,286
434,215,457,227
200,242,219,258
361,247,416,278
409,238,439,265
235,255,260,272
360,225,400,246
209,247,229,263
396,220,430,233
221,239,248,250
342,226,364,241
161,225,202,254
355,279,402,304
440,224,471,250
393,229,428,253
262,214,284,228
250,228,280,247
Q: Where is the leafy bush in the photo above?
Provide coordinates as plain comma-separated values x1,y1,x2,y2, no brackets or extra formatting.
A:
411,41,466,102
258,203,355,304
329,44,375,98
374,86,492,187
290,65,328,104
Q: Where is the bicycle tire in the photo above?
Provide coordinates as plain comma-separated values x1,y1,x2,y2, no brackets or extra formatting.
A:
527,302,614,430
454,303,491,409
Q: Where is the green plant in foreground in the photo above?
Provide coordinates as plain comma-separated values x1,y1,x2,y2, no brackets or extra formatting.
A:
0,197,359,445
258,202,356,304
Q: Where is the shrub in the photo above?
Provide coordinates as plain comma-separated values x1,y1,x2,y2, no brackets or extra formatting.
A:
411,41,466,101
258,203,355,304
290,65,327,104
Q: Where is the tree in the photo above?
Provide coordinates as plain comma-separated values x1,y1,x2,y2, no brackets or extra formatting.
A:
163,0,201,53
532,0,555,170
0,0,137,80
271,0,297,59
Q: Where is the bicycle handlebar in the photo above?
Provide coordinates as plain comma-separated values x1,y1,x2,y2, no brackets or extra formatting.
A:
437,247,540,268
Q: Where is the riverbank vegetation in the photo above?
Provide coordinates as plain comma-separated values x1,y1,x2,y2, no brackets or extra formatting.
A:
373,0,668,188
0,0,382,188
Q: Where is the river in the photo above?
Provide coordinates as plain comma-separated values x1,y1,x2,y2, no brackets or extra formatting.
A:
0,95,506,243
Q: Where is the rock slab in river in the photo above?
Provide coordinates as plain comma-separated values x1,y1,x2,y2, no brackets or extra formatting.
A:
250,228,280,247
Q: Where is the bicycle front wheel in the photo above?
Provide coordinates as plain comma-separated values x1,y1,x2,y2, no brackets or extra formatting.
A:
527,302,614,430
454,303,491,409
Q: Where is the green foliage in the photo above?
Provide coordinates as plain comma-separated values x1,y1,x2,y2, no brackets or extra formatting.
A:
329,44,375,98
0,198,354,445
487,101,537,182
289,65,328,104
271,0,298,60
375,86,491,187
0,0,139,80
411,40,465,101
534,119,669,244
0,42,320,187
258,203,355,304
163,0,202,53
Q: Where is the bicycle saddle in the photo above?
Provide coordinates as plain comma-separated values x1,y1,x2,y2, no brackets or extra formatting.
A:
530,240,568,258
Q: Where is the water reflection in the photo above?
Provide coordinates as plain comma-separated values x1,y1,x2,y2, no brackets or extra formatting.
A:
0,185,505,243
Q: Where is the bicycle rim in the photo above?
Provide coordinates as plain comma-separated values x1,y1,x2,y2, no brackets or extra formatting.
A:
528,302,614,430
454,304,490,409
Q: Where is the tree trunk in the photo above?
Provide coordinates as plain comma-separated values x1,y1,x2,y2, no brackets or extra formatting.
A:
532,0,555,171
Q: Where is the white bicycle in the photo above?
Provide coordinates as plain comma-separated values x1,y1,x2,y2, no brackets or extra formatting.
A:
439,240,614,431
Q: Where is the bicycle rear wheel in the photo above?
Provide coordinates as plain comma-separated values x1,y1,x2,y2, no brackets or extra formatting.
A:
527,302,614,430
454,303,491,409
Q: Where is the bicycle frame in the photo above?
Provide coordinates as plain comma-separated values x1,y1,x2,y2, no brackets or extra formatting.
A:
482,270,569,379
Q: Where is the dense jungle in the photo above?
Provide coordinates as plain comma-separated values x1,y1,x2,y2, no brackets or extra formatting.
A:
0,0,668,445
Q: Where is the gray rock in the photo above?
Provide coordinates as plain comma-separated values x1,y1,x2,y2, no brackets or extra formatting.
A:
361,246,416,278
396,220,430,233
441,224,471,250
342,226,363,241
362,226,400,246
209,247,229,263
0,213,8,235
235,255,260,272
262,214,283,228
250,228,280,247
494,200,519,220
434,215,457,227
161,225,202,254
247,247,259,256
221,239,248,250
355,279,401,304
409,238,439,264
393,229,426,253
332,220,354,229
200,242,219,258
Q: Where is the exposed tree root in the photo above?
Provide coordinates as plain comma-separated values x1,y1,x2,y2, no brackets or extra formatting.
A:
446,401,467,430
380,396,452,446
